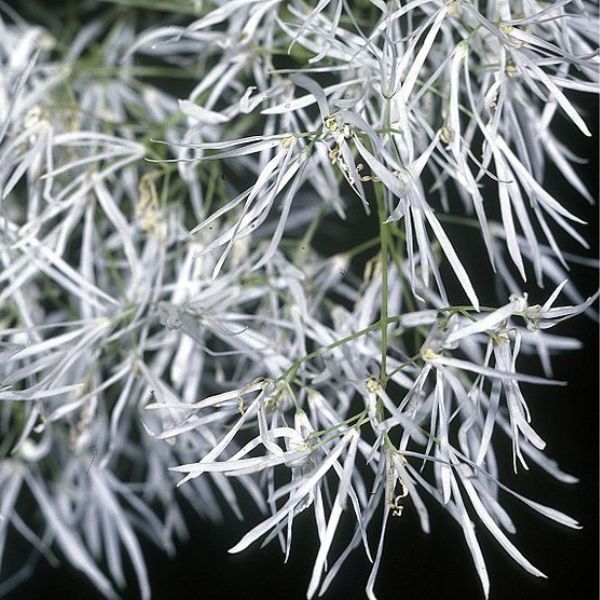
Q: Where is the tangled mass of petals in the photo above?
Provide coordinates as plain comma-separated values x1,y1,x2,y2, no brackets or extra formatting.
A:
0,0,598,598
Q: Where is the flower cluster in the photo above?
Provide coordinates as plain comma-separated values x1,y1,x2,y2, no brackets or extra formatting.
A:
0,1,598,598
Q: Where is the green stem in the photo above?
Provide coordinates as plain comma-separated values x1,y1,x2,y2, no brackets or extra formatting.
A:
279,315,402,385
376,186,390,386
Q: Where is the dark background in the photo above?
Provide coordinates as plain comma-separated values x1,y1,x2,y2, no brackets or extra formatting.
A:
3,1,599,599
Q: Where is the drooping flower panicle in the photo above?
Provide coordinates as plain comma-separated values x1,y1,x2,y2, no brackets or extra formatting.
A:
0,1,598,598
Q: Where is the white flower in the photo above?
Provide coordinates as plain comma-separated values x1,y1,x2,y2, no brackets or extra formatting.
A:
0,1,597,599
